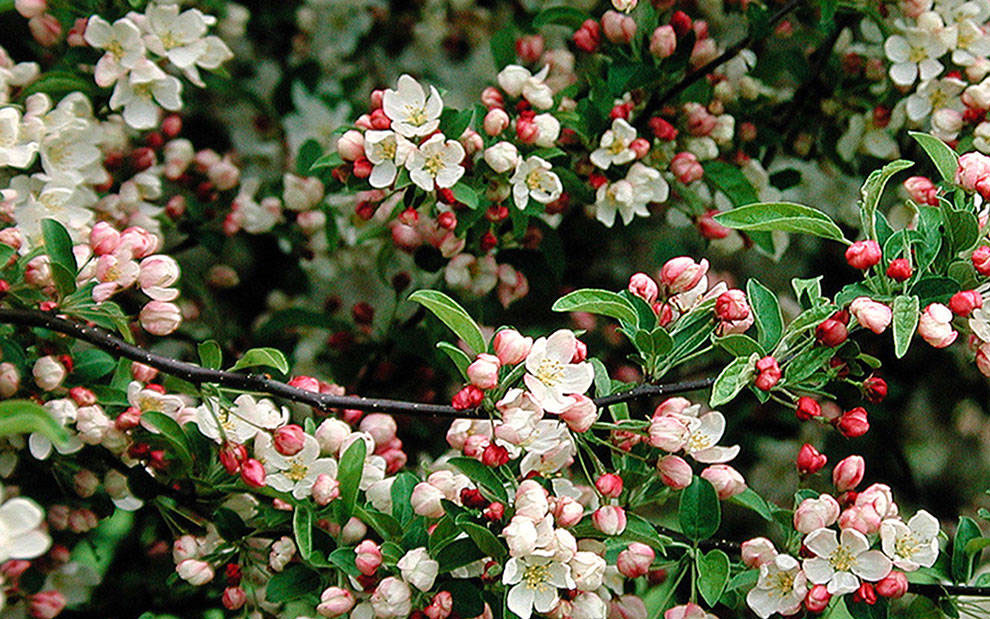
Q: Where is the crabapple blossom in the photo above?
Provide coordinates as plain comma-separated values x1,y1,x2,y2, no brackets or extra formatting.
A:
802,527,891,595
794,495,841,534
741,537,777,569
590,118,638,169
406,134,465,192
746,554,808,618
880,510,940,570
850,297,893,334
523,330,593,413
382,75,443,137
918,302,958,347
510,156,563,210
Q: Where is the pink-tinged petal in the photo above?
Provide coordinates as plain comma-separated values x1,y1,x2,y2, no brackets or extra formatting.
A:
853,551,892,582
804,528,839,558
840,528,870,555
524,374,549,404
909,510,939,539
691,445,740,464
801,557,834,584
695,412,725,442
545,330,576,364
827,571,860,596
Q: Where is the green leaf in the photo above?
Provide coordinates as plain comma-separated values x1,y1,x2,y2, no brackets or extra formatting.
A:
650,326,674,357
293,506,313,561
265,564,320,603
532,6,591,29
891,295,919,359
448,457,508,503
713,202,846,242
447,580,485,618
336,438,367,525
552,289,639,325
859,159,914,239
952,516,983,582
41,219,77,296
703,161,759,206
730,488,775,522
229,347,289,374
19,71,93,100
710,356,753,407
747,279,782,350
390,472,418,526
792,276,823,306
909,131,958,182
455,515,507,559
436,342,471,380
197,340,222,370
490,26,517,70
452,182,480,210
436,537,486,573
409,290,487,356
945,208,980,254
713,334,763,357
71,349,117,381
697,549,730,607
0,400,69,446
591,358,611,397
328,547,362,578
440,109,474,142
141,411,194,469
727,569,759,592
678,476,720,541
309,150,343,171
296,139,323,176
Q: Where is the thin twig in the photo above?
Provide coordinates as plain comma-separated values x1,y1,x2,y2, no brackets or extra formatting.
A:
0,308,712,419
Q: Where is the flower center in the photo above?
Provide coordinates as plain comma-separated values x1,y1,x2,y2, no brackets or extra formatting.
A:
608,138,627,155
686,430,713,452
286,460,309,482
522,563,551,591
772,571,795,596
379,137,396,160
526,170,546,191
535,358,564,386
160,32,180,50
404,105,428,127
895,533,921,558
829,545,855,572
908,45,928,64
424,152,445,176
107,40,125,58
133,82,155,100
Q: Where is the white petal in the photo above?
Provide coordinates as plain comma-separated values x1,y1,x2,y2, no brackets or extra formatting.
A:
852,550,892,582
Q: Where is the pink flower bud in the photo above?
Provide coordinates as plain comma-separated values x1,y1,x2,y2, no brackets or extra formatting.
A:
138,255,180,292
648,415,688,452
240,458,266,487
222,586,247,611
903,176,937,205
849,297,893,334
131,362,158,382
312,474,340,506
467,353,501,390
845,240,882,270
797,443,827,475
837,407,870,438
656,455,692,490
974,245,990,276
15,0,46,19
336,130,365,161
553,495,584,527
956,152,990,193
592,505,627,535
451,385,484,410
949,290,983,316
354,540,382,576
886,258,912,282
715,289,749,321
119,226,160,258
740,537,777,568
560,394,598,432
493,329,532,365
832,455,865,492
29,13,61,47
794,495,840,533
425,590,454,619
272,424,305,456
617,542,655,578
0,362,20,398
139,301,182,336
359,413,396,447
33,355,65,391
317,587,355,617
176,559,214,586
28,591,65,619
875,570,909,599
659,256,708,293
805,584,831,612
650,24,677,58
483,108,510,136
411,482,446,518
602,11,637,44
627,272,659,304
595,473,624,498
918,303,958,348
89,222,120,255
515,34,544,63
670,151,703,184
481,86,504,109
630,138,651,159
24,256,52,288
701,464,746,499
573,19,602,53
815,318,848,347
754,356,781,391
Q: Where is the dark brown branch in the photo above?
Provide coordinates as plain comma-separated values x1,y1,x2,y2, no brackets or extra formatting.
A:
644,0,802,113
0,308,712,419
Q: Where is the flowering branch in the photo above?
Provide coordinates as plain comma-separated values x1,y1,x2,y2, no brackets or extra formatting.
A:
0,308,713,418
